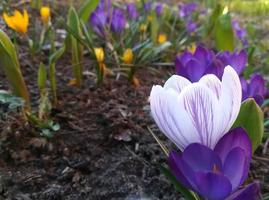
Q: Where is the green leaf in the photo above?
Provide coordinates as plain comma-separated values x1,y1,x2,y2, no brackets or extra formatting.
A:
214,13,235,51
232,98,264,152
68,7,84,87
78,0,100,22
37,63,47,91
159,165,199,200
150,11,159,44
0,30,30,110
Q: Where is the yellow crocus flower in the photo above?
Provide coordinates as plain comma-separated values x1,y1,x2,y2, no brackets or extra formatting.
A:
3,10,29,34
139,24,147,32
40,6,51,25
122,48,133,64
158,33,167,44
94,47,104,63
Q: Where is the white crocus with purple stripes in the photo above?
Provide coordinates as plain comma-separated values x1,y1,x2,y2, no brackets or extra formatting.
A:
150,66,242,150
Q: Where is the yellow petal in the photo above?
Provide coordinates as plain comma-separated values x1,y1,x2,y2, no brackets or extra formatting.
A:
94,48,104,63
158,33,167,44
3,12,16,30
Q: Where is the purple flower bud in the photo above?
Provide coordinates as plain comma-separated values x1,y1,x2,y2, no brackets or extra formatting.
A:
186,20,197,33
155,3,163,17
126,3,139,19
144,2,152,12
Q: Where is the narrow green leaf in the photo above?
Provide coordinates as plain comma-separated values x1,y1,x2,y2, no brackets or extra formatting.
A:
159,165,199,200
214,13,235,51
232,98,264,152
0,29,30,110
38,63,47,91
78,0,100,22
150,11,159,44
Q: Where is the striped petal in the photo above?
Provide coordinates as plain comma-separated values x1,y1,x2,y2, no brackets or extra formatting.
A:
216,66,242,144
164,75,191,94
178,84,220,148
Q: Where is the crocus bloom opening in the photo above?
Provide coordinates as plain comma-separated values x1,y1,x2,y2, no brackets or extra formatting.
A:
168,128,260,200
126,3,139,19
241,74,267,105
186,20,197,34
175,45,247,81
150,66,242,150
155,3,163,17
144,2,152,12
123,48,134,64
3,10,29,34
94,48,105,63
40,6,51,25
158,33,167,44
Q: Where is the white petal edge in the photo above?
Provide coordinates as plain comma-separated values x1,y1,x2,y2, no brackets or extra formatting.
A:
164,75,191,94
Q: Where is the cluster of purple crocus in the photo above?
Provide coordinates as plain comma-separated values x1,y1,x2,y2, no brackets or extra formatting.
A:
90,0,126,35
175,45,267,105
178,2,198,34
150,66,260,199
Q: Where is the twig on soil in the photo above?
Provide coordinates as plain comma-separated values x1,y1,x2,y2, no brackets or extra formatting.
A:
124,145,150,167
147,126,169,157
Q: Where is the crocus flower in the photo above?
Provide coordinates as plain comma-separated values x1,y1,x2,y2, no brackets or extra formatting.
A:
126,3,139,19
90,10,108,36
186,20,197,34
3,10,29,34
232,20,247,41
241,74,267,105
168,128,260,200
150,66,242,150
179,2,197,18
175,45,247,82
158,33,167,44
123,48,134,64
144,2,152,11
40,6,51,25
94,47,105,63
155,3,163,17
110,9,126,33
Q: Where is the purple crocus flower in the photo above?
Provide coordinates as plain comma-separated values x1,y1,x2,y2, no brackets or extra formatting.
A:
110,9,126,33
155,3,163,17
175,45,247,82
126,3,139,19
241,74,267,105
168,128,260,200
232,20,247,41
90,10,108,36
150,66,242,150
186,20,197,34
179,2,197,18
144,2,152,12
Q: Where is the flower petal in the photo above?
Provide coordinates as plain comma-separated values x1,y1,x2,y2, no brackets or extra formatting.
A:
195,171,232,200
226,182,260,200
168,151,195,189
199,74,222,99
164,75,191,94
150,86,199,150
185,58,205,82
214,127,252,163
182,143,222,172
178,83,220,148
223,147,249,191
216,66,242,142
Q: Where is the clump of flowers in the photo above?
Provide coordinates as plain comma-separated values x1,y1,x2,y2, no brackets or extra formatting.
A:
175,45,267,104
149,66,260,200
178,2,198,34
90,0,126,36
